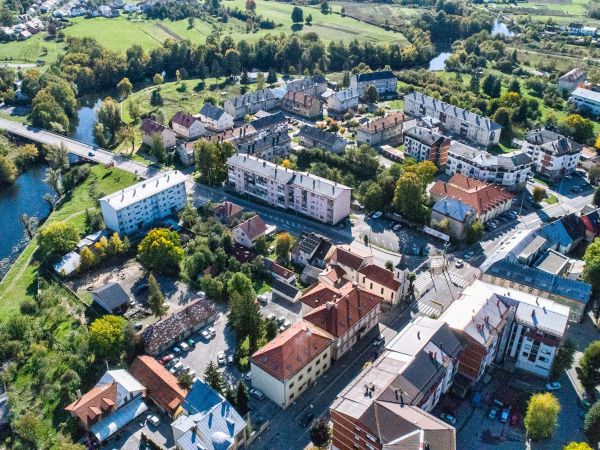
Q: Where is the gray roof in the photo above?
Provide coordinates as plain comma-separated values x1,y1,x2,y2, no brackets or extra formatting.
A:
290,171,351,199
200,103,228,121
525,128,563,145
271,278,300,298
227,154,295,184
534,249,570,275
237,131,290,154
404,125,445,146
92,282,129,310
571,87,600,103
250,111,287,131
299,124,345,147
450,142,532,170
432,197,475,222
405,91,502,131
227,88,276,108
355,71,396,82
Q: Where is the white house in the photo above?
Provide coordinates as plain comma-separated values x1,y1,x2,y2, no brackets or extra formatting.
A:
197,103,234,132
324,88,360,114
140,119,177,149
232,215,275,248
350,71,397,97
523,129,582,180
570,87,600,116
170,111,205,139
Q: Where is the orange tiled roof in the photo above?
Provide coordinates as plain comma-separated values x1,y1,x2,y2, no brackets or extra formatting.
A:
328,245,370,271
358,264,401,291
251,320,333,381
429,174,514,215
235,215,268,241
65,382,118,428
129,355,187,415
300,281,353,308
358,111,405,133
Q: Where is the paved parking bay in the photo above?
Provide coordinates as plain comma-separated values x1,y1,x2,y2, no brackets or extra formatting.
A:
101,408,173,450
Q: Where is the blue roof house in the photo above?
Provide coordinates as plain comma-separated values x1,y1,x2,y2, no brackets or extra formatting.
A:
537,220,574,254
431,197,476,240
171,379,246,450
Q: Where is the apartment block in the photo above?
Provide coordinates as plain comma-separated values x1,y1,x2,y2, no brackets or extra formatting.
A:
570,87,600,116
403,125,450,168
404,92,502,147
356,112,406,147
523,128,582,180
350,71,397,97
99,170,187,235
227,154,352,225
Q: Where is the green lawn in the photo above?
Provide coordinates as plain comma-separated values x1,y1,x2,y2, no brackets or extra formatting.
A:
545,194,559,204
0,34,66,65
0,164,137,316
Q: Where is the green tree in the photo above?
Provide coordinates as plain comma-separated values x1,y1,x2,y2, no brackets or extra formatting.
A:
194,141,235,185
149,134,167,163
117,77,132,99
385,260,394,271
466,221,484,245
320,1,329,14
550,338,576,380
153,73,164,85
291,6,304,24
228,273,261,341
580,340,600,389
267,68,277,84
265,318,278,340
177,371,194,390
363,84,379,104
223,49,242,76
89,315,127,361
254,235,268,256
559,114,595,144
45,142,70,171
94,97,122,147
492,107,514,144
180,203,199,229
564,443,592,450
594,188,600,207
236,380,249,415
137,228,184,275
393,172,426,223
584,401,600,446
38,221,79,261
148,273,167,318
310,417,331,449
363,183,384,212
342,71,350,88
481,73,501,98
533,186,546,203
203,361,223,393
275,232,295,262
0,155,18,186
224,384,237,407
150,89,164,107
256,72,265,90
583,238,600,291
524,392,560,440
118,125,136,155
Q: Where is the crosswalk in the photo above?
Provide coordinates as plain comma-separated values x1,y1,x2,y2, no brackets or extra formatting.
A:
412,272,433,297
447,272,469,288
415,301,441,318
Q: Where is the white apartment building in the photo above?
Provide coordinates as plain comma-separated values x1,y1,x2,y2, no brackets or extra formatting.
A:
99,170,187,235
323,88,360,114
570,87,600,116
227,154,352,225
349,71,397,97
403,125,450,168
446,141,532,191
251,321,333,409
523,129,582,180
197,103,234,132
223,89,279,120
404,92,502,147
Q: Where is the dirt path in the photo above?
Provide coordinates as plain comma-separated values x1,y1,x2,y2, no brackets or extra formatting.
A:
155,23,183,41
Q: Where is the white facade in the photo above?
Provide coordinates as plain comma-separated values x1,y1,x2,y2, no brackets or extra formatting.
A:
227,154,352,225
570,87,600,116
404,92,501,147
198,110,234,132
522,130,581,180
350,71,397,96
99,170,187,235
558,68,586,94
171,119,205,139
325,88,360,114
141,128,177,149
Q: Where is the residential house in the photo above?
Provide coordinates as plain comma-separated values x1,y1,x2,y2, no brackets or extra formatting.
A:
430,197,476,240
271,278,302,303
567,23,597,36
326,245,373,282
356,112,406,147
357,263,406,306
142,296,216,355
264,259,296,284
558,68,586,94
232,215,275,248
281,91,322,119
523,128,582,179
285,75,328,97
581,207,600,240
129,355,187,417
213,201,243,225
53,251,81,276
298,125,347,154
290,232,333,268
251,320,334,408
236,130,291,160
198,103,234,132
223,89,278,120
324,88,360,115
537,215,586,254
249,111,288,135
403,125,451,168
91,282,130,314
446,141,532,191
570,87,600,116
404,92,502,147
172,379,246,450
349,71,397,97
99,170,187,236
429,174,515,223
65,370,147,444
140,118,177,149
170,111,206,139
227,154,352,225
302,283,382,359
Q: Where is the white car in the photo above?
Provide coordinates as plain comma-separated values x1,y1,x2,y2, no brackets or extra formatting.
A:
217,352,226,366
266,313,276,321
463,252,474,260
250,388,265,400
179,342,190,352
393,224,401,231
201,330,211,341
545,382,561,391
371,211,383,219
454,259,464,268
147,415,161,427
208,326,216,338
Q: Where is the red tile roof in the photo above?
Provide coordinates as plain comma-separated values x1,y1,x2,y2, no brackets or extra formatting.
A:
300,282,353,309
235,215,269,242
429,174,514,215
328,245,371,271
129,356,187,416
171,111,201,129
358,111,405,133
251,320,333,381
283,90,320,108
214,201,243,219
65,382,117,428
303,285,382,338
358,264,401,291
265,259,295,280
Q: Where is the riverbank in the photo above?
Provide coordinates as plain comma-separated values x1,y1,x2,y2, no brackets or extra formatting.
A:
0,163,138,316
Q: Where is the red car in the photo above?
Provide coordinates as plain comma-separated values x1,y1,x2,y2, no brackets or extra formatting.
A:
509,412,520,427
159,354,174,364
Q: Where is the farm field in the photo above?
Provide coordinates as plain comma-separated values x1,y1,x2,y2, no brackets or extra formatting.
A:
487,0,599,24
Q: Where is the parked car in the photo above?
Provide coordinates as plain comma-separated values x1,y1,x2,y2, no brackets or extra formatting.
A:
170,362,183,374
227,354,234,365
172,346,182,356
441,413,457,425
159,354,174,365
201,330,211,341
276,316,286,325
371,211,383,219
454,259,463,268
488,408,498,420
250,388,265,400
187,338,196,347
299,411,315,428
258,294,268,305
180,342,190,352
217,352,226,366
545,381,561,391
500,408,510,423
266,313,276,321
208,326,216,338
373,336,385,346
464,252,474,260
133,322,143,331
87,151,95,157
147,415,161,427
393,224,401,231
243,372,252,382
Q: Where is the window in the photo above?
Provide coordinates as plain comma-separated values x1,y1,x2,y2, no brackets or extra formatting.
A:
307,367,312,373
289,382,294,389
299,374,303,381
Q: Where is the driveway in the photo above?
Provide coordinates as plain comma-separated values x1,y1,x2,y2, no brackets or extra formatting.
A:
101,408,174,450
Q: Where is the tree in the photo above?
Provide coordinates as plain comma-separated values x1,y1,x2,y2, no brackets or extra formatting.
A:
187,16,195,28
256,72,265,90
589,165,600,185
203,361,223,393
363,84,379,104
584,401,600,446
363,183,384,212
291,6,304,24
310,417,331,449
153,73,164,85
15,144,39,169
177,371,194,390
320,1,329,14
306,14,313,25
492,107,514,144
466,221,484,245
150,89,163,107
342,71,350,88
564,443,592,450
194,141,235,185
385,260,394,271
0,155,17,186
265,318,278,340
89,315,127,361
149,134,167,163
80,246,97,270
38,221,79,261
245,0,256,12
236,380,249,415
559,114,595,144
45,142,70,171
228,273,261,341
117,77,132,99
275,232,295,262
580,341,600,389
180,203,199,229
223,49,242,76
240,69,249,85
481,74,501,98
583,238,600,291
94,97,122,147
254,235,268,256
533,186,546,203
137,228,184,275
550,338,576,380
147,273,167,318
393,172,426,223
118,125,136,154
524,392,560,440
267,68,277,84
594,188,600,207
224,384,236,407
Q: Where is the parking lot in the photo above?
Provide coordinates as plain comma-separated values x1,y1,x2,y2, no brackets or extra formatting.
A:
101,407,173,450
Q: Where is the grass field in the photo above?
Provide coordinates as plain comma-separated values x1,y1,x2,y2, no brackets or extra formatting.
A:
0,33,66,65
0,164,137,316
